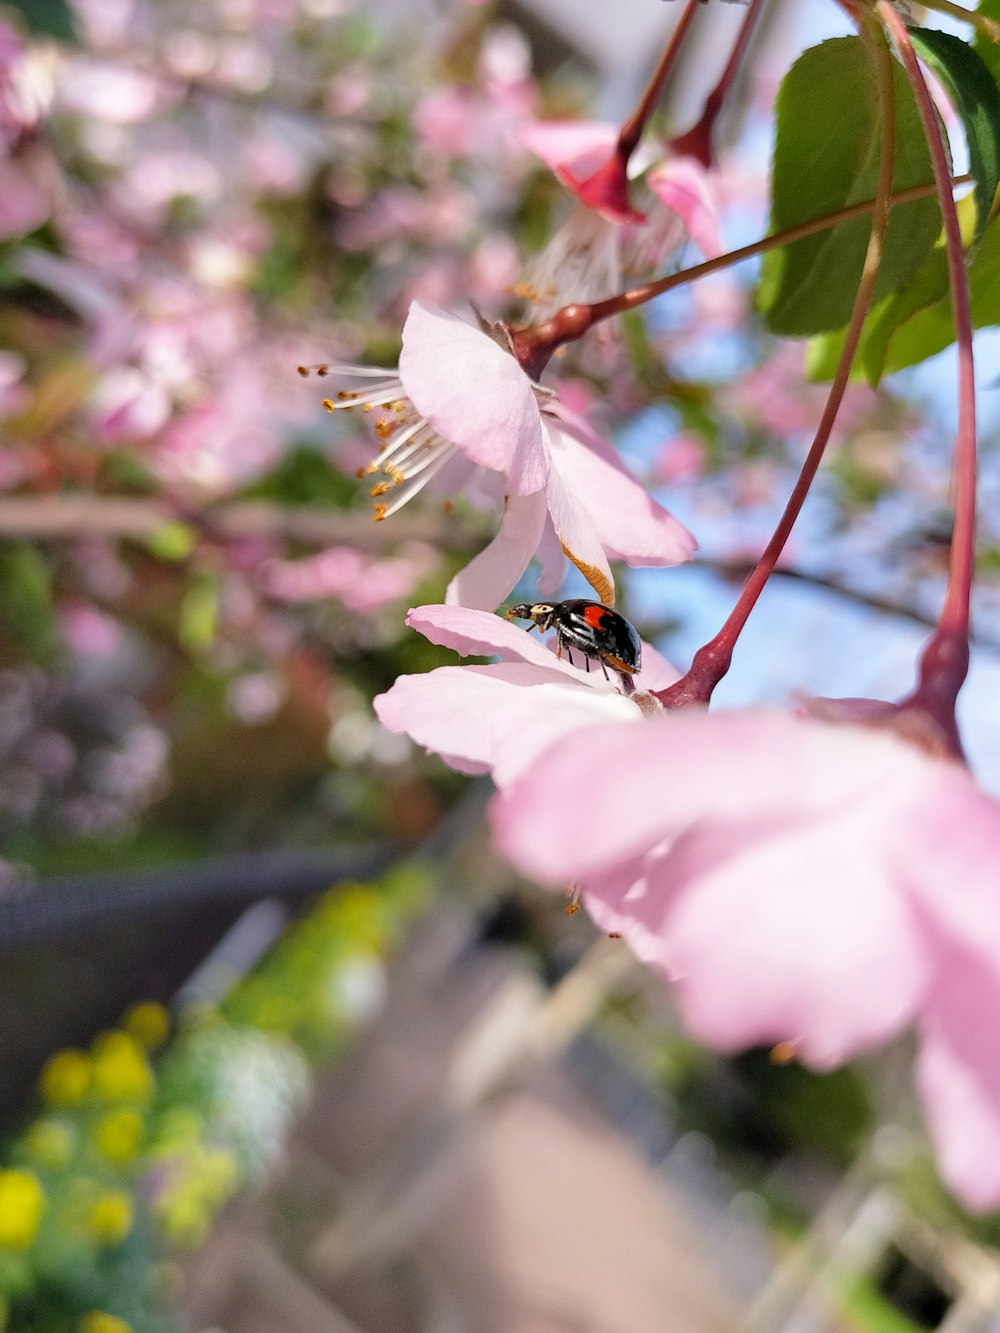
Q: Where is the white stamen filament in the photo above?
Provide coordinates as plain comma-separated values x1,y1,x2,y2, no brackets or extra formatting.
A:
376,443,457,518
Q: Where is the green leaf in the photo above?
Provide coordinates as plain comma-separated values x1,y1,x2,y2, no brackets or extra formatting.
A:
973,0,1000,90
878,209,1000,375
5,0,76,41
909,27,1000,241
759,37,940,336
806,195,980,385
809,208,1000,381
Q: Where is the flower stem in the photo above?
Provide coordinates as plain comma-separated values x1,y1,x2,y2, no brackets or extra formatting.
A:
916,0,1000,43
652,18,897,710
670,0,768,168
879,3,976,750
617,0,702,165
509,175,968,379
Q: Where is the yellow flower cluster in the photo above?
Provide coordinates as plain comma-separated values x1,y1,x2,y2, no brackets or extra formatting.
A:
90,1032,154,1103
0,1169,44,1250
78,1313,134,1333
40,1050,91,1108
85,1190,134,1246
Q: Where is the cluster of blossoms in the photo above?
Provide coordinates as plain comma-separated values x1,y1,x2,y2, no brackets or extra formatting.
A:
297,0,1000,1216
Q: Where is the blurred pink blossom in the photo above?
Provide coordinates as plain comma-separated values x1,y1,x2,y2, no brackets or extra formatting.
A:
655,433,705,484
0,156,49,239
491,707,1000,1211
265,542,438,613
520,120,720,318
56,59,161,123
59,603,124,658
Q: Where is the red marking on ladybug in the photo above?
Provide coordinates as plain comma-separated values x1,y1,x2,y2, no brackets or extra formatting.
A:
503,599,641,695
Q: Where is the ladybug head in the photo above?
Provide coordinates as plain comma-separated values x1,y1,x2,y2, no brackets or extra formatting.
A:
504,602,557,629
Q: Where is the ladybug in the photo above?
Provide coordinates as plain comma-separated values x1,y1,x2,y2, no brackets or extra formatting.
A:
504,599,641,695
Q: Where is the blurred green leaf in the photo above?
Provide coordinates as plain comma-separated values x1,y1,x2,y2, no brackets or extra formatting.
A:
6,0,76,41
0,542,56,659
178,572,219,655
146,522,197,563
759,37,940,336
239,445,356,507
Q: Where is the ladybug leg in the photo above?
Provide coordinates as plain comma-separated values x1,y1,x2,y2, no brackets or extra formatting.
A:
584,656,591,674
599,659,610,682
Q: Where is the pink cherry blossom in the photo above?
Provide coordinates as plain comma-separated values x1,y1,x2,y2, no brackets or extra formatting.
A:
264,542,438,614
373,603,677,790
491,706,1000,1211
311,301,695,609
519,121,721,318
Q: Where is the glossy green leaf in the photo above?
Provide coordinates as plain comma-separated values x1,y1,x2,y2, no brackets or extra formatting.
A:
5,0,76,41
876,211,1000,375
759,37,940,336
807,200,1000,383
806,197,980,385
909,27,1000,241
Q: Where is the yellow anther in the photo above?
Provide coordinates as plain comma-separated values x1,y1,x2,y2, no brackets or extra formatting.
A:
321,399,335,412
373,504,387,522
370,482,391,497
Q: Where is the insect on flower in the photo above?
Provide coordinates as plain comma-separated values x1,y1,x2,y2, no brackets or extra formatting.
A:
504,599,641,694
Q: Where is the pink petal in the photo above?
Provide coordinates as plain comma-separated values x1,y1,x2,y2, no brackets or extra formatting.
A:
399,302,548,494
406,603,589,680
534,518,567,595
659,811,925,1068
544,413,697,568
446,490,547,611
493,713,934,884
893,764,1000,956
0,159,48,239
521,120,619,178
647,156,722,259
543,451,616,607
633,640,679,692
917,947,1000,1211
374,662,639,789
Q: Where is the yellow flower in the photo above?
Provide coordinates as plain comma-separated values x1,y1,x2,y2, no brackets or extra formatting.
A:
155,1190,210,1249
0,1170,44,1250
78,1314,134,1333
122,1001,170,1051
90,1033,154,1103
85,1190,133,1246
23,1118,74,1170
39,1050,91,1107
92,1108,144,1166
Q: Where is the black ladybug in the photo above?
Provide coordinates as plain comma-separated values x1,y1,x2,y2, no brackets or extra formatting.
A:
504,599,641,695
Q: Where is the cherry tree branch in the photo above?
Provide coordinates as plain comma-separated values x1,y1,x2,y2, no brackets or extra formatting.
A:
0,497,476,551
